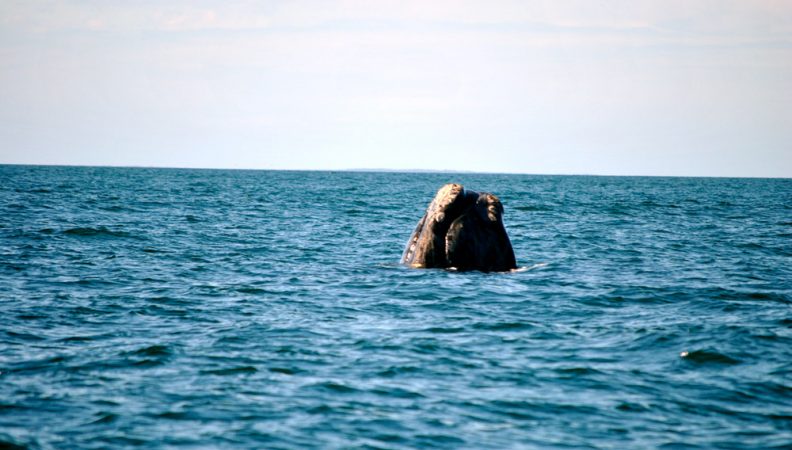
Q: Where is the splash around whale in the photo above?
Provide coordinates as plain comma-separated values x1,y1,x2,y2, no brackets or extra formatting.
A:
401,183,517,272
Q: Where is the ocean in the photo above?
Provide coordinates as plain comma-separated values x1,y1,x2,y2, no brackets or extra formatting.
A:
1,165,790,449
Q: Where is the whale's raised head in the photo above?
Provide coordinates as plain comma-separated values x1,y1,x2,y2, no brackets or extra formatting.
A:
401,184,516,272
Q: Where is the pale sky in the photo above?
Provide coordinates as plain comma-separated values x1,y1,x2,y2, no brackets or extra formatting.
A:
1,1,790,176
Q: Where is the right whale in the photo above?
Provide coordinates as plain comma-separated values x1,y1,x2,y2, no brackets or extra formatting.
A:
401,183,517,272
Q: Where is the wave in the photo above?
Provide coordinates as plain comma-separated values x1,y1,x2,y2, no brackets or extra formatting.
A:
62,226,133,238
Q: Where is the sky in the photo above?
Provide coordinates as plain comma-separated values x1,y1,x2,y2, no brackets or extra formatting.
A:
1,1,790,177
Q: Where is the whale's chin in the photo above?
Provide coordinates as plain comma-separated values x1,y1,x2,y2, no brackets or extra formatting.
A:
401,183,516,272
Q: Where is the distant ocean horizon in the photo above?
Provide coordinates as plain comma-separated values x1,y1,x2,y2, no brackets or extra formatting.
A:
1,164,790,448
3,162,789,179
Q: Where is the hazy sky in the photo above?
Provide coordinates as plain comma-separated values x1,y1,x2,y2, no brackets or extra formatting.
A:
1,1,790,176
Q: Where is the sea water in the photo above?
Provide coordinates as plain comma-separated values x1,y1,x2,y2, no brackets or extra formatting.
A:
1,165,790,449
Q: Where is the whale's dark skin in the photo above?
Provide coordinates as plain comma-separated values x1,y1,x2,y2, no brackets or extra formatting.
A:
401,183,517,272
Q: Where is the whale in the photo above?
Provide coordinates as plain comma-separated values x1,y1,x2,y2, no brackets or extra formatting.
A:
401,183,517,272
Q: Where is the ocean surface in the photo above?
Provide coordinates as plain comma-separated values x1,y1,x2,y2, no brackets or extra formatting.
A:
1,165,790,449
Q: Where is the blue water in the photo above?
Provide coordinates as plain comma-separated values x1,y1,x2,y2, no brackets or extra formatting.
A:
1,165,791,449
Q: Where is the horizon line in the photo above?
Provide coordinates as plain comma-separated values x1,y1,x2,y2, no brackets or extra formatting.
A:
0,162,789,180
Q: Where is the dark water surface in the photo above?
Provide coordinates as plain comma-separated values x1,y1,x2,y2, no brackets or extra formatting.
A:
1,165,790,449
